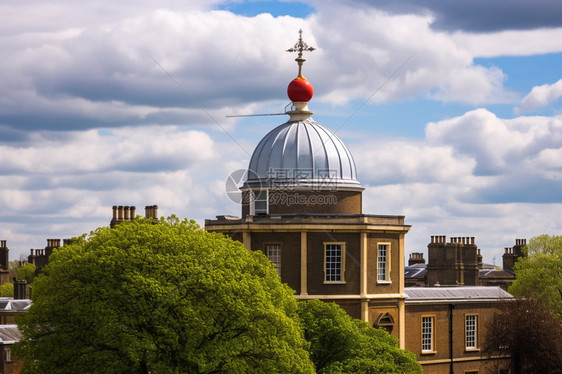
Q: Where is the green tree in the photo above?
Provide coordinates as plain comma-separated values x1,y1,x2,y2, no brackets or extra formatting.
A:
0,282,13,297
14,216,314,374
509,234,562,317
297,299,421,374
16,262,36,284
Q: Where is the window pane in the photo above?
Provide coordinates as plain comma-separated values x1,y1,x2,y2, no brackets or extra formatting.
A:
325,244,342,282
466,315,477,348
378,244,388,281
422,317,434,352
266,244,281,276
253,190,268,214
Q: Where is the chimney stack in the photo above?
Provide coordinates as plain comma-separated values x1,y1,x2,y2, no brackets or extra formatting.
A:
145,205,158,219
13,279,27,300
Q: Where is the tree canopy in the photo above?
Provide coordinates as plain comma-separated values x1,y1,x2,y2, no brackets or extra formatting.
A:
483,298,562,374
0,282,13,297
15,216,314,374
16,262,36,284
296,299,421,374
509,234,562,317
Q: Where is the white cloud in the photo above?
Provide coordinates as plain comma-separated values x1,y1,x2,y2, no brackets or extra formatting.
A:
452,28,562,58
2,1,562,267
515,79,562,114
1,0,544,134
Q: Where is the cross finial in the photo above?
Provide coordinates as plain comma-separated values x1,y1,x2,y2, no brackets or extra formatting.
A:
286,29,315,78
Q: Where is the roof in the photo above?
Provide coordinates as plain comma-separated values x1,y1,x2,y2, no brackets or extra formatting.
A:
479,268,515,278
0,298,31,312
405,264,427,279
0,325,22,344
405,286,513,304
244,118,363,190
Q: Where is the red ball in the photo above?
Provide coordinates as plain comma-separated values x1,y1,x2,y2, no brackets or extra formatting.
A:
287,77,314,102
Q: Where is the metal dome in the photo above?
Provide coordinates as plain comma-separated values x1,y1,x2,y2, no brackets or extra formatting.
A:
243,118,362,190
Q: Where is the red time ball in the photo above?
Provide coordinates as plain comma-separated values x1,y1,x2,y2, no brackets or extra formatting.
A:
287,77,314,102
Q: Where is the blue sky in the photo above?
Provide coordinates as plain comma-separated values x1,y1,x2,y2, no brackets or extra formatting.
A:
1,0,562,266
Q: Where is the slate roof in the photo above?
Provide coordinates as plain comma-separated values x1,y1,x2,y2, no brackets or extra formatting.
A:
0,325,21,344
405,286,513,304
479,269,514,278
404,263,427,279
0,298,31,311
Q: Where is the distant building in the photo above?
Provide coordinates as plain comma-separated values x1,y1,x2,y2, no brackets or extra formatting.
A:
0,241,9,286
426,236,482,286
405,287,512,373
405,236,523,290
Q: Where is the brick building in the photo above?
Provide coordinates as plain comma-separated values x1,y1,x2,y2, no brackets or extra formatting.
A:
405,287,512,374
206,31,410,345
207,32,515,373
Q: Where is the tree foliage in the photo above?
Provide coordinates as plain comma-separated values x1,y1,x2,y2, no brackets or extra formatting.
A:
14,216,314,374
296,300,421,374
483,298,562,374
509,234,562,317
0,282,13,297
16,262,36,284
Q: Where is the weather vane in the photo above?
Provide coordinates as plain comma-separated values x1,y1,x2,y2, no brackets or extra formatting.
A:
286,29,315,78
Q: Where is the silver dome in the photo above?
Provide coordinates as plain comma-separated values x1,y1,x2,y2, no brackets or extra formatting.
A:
243,118,363,190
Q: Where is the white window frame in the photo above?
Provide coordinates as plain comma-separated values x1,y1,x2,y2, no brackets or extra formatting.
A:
250,189,268,215
266,243,282,276
465,314,479,350
324,242,346,283
377,242,391,284
421,315,435,353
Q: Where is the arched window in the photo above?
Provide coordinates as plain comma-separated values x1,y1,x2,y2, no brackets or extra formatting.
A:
374,312,394,334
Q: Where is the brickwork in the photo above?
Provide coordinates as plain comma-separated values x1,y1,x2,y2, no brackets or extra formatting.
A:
405,299,511,374
241,189,362,216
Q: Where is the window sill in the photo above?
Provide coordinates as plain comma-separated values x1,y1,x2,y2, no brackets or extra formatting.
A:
324,281,346,285
376,280,392,285
421,350,436,355
465,348,480,352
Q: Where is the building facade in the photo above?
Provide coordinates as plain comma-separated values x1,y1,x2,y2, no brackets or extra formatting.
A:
206,31,410,346
405,287,512,374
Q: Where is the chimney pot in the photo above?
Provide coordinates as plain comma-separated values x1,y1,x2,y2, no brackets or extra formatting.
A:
131,206,136,219
112,206,117,219
118,206,124,220
124,206,130,220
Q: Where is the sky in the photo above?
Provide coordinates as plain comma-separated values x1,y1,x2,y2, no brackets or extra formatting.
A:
1,0,562,266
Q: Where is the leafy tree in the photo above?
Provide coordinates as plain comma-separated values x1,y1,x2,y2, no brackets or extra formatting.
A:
16,262,36,284
15,216,314,374
483,298,562,374
297,299,421,374
0,282,13,297
509,234,562,317
9,260,20,280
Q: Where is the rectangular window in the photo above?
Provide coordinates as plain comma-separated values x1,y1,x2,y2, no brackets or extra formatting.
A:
250,189,268,215
324,243,345,283
266,244,281,276
465,315,478,349
421,316,435,353
377,243,390,283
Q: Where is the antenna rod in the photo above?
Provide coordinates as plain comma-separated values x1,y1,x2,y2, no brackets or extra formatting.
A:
226,113,285,118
